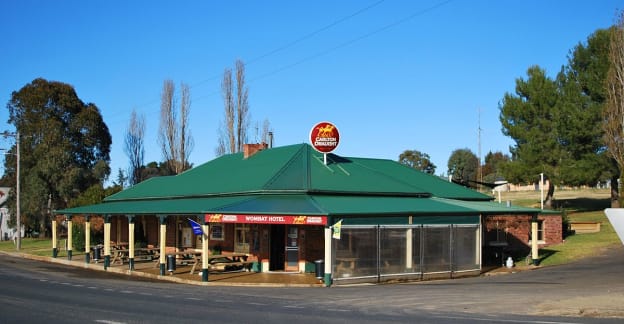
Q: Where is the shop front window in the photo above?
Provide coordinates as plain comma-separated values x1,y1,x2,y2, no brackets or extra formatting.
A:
235,224,250,253
210,224,224,241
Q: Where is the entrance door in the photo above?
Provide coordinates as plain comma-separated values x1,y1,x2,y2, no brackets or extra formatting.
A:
269,225,285,271
285,226,299,271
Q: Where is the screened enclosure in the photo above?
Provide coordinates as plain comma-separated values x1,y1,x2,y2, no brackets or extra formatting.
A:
333,224,480,283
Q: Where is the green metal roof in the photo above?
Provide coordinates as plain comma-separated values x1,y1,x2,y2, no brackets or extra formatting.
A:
430,197,545,215
104,144,489,201
56,143,541,217
57,193,542,217
57,196,249,215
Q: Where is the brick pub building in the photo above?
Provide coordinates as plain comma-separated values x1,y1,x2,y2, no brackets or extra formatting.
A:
56,143,561,286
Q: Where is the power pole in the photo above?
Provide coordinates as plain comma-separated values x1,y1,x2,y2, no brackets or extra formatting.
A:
16,132,20,251
477,108,482,190
2,131,20,250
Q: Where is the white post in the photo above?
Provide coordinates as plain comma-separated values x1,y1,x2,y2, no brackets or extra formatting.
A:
202,224,209,270
540,173,544,210
15,132,20,250
406,228,413,270
84,218,91,263
129,221,135,259
324,227,332,286
159,223,167,265
67,217,73,259
406,216,413,270
531,219,539,265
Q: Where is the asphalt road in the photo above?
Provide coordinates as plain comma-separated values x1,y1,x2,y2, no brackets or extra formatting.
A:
0,247,623,324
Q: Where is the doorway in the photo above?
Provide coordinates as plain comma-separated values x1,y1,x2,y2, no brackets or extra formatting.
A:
285,226,299,271
269,225,285,271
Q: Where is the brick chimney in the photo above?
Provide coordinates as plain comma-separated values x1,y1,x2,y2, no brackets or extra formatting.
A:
243,143,268,159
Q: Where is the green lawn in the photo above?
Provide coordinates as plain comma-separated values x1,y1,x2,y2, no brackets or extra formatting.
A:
0,238,85,258
495,188,622,267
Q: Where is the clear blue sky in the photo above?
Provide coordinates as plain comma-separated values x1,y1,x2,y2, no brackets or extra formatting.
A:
0,0,620,183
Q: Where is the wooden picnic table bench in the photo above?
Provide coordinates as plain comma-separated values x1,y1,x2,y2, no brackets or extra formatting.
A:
160,250,252,274
110,246,160,265
205,253,253,273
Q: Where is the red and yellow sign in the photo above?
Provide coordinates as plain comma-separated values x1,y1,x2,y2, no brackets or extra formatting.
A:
310,121,339,153
205,214,327,225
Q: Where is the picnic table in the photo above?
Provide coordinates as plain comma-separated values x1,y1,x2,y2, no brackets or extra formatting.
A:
336,257,357,272
110,246,160,265
164,250,251,274
206,253,252,273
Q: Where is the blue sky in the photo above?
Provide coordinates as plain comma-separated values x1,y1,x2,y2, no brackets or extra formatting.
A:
0,0,621,183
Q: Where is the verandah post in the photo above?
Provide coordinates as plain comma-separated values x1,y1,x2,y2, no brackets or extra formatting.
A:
158,214,167,276
52,215,58,258
128,215,135,271
104,215,111,269
66,215,73,261
201,216,209,282
324,225,332,287
84,215,91,264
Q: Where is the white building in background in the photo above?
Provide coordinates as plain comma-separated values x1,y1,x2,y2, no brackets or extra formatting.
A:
0,187,19,241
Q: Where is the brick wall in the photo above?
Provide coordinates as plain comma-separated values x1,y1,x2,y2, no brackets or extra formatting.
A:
484,214,562,249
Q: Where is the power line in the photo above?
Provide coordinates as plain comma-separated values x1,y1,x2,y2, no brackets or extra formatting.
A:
249,0,455,83
106,0,456,136
126,0,389,115
245,0,387,67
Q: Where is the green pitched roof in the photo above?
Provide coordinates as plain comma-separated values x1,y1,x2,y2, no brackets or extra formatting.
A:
104,143,489,201
56,143,540,216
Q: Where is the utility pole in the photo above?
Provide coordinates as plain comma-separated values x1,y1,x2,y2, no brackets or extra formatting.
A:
540,173,544,210
477,108,482,190
2,131,20,250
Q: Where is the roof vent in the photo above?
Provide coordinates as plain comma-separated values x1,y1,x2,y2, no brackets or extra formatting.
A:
243,143,268,159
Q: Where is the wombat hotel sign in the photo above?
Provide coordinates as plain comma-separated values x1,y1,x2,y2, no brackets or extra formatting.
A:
205,214,327,225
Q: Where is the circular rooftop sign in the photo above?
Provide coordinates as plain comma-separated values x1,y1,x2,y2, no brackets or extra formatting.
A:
310,121,340,153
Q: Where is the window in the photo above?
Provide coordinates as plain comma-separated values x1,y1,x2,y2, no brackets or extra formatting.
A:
235,224,250,253
210,224,224,241
537,220,544,241
529,220,545,243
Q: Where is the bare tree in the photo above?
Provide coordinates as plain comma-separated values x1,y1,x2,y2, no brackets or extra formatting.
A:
179,82,194,171
221,68,236,154
124,109,145,185
217,59,251,155
604,11,624,207
235,59,249,152
158,79,193,174
159,79,177,173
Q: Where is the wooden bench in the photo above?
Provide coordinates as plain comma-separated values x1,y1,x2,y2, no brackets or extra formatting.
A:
111,248,129,265
209,261,254,272
111,247,160,265
189,253,251,274
569,222,601,234
134,248,160,261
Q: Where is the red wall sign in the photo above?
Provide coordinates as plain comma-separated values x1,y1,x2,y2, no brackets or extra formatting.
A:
309,121,339,153
205,214,327,225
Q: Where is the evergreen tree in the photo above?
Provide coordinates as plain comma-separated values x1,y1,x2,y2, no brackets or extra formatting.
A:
4,78,111,236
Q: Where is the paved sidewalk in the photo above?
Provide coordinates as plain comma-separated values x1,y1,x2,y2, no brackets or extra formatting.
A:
0,249,543,288
2,251,324,287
